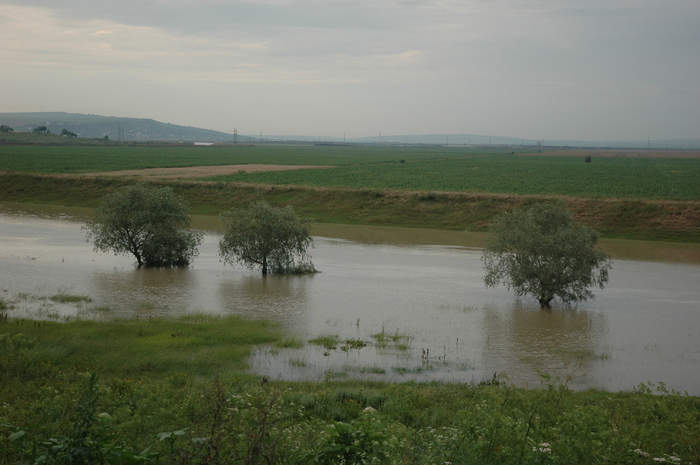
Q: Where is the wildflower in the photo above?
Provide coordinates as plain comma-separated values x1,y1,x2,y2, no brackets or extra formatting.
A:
668,456,681,463
634,449,651,458
653,458,666,462
98,412,111,419
533,443,552,453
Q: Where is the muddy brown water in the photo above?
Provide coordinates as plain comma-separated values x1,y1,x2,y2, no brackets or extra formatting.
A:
1,202,699,394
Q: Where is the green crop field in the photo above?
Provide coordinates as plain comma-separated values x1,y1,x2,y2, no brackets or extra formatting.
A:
0,144,519,173
209,154,700,201
2,144,699,200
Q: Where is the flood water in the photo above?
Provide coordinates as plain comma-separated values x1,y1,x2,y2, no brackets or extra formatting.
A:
1,202,699,394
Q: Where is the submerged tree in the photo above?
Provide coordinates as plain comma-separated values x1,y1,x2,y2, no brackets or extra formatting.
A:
482,201,611,308
83,184,202,267
219,201,316,275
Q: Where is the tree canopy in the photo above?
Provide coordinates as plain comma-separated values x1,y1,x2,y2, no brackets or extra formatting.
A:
482,201,611,308
83,184,202,267
219,201,316,275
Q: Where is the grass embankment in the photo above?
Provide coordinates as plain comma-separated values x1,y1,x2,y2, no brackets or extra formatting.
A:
2,315,698,464
1,172,699,242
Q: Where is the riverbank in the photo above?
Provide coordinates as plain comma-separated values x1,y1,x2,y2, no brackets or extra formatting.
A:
1,315,698,464
1,172,698,242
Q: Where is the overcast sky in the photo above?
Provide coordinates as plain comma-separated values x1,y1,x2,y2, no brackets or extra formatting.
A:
2,0,698,141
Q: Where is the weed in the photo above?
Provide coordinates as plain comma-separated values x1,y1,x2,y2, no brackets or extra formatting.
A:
275,338,304,349
288,358,308,368
372,327,411,350
309,335,339,351
137,301,156,312
339,338,368,352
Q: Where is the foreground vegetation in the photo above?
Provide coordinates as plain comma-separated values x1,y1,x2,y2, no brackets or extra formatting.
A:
2,315,698,464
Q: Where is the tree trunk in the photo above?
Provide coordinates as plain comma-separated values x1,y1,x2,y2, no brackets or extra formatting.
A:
262,257,267,275
539,297,552,309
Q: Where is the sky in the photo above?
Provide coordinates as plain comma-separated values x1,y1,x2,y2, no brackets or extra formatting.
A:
1,0,699,141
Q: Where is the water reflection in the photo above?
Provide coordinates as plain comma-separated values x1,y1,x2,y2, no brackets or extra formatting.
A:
479,302,607,388
91,268,200,316
218,275,312,328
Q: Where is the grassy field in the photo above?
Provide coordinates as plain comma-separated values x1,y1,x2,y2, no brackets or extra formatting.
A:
208,154,700,201
0,144,519,172
2,143,699,200
1,141,699,241
2,314,698,464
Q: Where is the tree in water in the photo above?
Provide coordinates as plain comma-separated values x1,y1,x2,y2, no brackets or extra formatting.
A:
482,201,611,308
83,184,202,267
219,201,316,275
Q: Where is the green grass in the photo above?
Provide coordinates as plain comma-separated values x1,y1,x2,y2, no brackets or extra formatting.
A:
1,316,699,464
372,328,411,350
1,315,281,378
0,144,519,173
208,154,700,201
308,335,340,350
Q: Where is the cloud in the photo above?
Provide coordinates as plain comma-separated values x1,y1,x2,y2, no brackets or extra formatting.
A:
1,0,698,139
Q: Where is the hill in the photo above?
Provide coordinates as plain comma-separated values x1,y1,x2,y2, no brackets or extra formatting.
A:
2,112,699,148
0,112,241,142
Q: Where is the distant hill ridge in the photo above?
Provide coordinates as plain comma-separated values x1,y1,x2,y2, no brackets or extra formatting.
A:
0,112,237,142
1,112,698,148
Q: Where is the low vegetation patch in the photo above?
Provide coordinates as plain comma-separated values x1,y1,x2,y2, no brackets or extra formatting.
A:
1,316,698,464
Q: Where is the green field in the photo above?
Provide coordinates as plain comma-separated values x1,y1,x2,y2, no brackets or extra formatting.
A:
2,315,698,464
0,144,513,172
2,142,699,241
2,144,699,200
209,154,700,201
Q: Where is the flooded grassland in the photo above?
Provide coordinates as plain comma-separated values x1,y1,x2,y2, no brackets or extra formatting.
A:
1,202,699,394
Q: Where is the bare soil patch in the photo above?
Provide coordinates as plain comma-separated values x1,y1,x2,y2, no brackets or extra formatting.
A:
79,164,332,179
524,149,700,158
